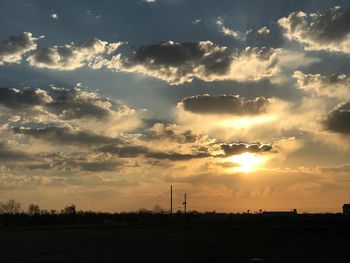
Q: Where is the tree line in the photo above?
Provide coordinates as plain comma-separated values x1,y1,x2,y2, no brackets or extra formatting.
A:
0,199,77,216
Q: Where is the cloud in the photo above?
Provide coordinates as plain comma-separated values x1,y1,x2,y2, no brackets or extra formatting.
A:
257,26,270,35
145,151,209,161
98,144,210,161
216,18,251,41
76,161,123,172
320,164,350,173
0,32,39,65
12,126,121,146
175,95,297,142
192,18,202,25
178,94,271,115
220,142,273,156
27,38,122,70
0,85,139,127
278,6,350,53
293,71,350,99
0,87,52,109
24,151,126,173
323,102,350,134
102,41,282,85
45,86,113,120
143,123,207,144
0,141,32,161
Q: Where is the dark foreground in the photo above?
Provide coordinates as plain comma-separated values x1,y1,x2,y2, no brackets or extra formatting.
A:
1,213,350,263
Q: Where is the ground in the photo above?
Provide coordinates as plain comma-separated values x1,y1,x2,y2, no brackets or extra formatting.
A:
0,215,349,262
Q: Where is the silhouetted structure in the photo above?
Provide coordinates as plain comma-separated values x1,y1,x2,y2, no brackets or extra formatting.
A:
183,193,187,214
170,185,173,214
343,204,350,215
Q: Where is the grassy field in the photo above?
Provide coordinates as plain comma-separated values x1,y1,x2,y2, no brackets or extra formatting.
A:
0,216,349,262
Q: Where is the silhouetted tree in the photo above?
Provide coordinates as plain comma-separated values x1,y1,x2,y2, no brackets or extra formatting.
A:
28,203,40,216
138,208,152,214
61,205,76,215
0,199,21,214
153,205,164,214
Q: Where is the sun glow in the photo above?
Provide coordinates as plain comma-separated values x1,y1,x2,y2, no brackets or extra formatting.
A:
220,115,276,128
227,152,266,172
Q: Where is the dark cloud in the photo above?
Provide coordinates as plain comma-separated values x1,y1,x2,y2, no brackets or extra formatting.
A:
70,161,123,172
127,41,230,73
12,126,120,146
26,163,52,170
0,86,117,120
143,123,201,143
0,32,38,65
0,87,51,109
145,151,209,161
293,71,350,98
27,38,122,70
221,142,273,156
179,94,270,115
324,102,350,134
98,144,210,161
278,6,350,53
0,141,32,161
104,41,279,84
25,151,125,172
46,87,112,120
98,145,149,158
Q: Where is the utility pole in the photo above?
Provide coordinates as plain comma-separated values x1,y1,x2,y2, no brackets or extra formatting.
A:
183,193,187,214
170,185,173,214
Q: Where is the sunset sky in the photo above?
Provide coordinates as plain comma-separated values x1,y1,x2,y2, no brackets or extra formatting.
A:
1,0,350,213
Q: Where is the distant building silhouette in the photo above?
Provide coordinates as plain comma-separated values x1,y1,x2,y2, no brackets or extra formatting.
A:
342,204,350,215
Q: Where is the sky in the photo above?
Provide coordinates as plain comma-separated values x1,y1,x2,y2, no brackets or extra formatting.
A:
1,0,350,213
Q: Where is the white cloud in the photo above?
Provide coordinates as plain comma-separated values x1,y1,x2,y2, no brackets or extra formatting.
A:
27,38,123,70
257,26,270,35
0,32,39,65
192,18,202,25
278,6,350,53
101,41,283,85
216,18,251,42
293,71,350,99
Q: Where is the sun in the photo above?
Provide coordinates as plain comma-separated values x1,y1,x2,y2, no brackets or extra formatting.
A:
227,152,265,172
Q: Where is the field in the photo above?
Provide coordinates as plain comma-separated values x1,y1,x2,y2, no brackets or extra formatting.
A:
0,214,349,262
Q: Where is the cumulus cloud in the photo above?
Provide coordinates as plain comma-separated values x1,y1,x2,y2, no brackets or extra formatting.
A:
216,18,251,41
323,102,350,134
178,94,271,115
0,87,52,109
278,6,350,53
257,26,270,35
143,123,208,144
220,142,273,156
192,18,202,25
0,86,140,132
0,32,39,65
27,38,122,70
12,126,121,146
293,71,350,99
45,86,114,120
98,144,210,161
102,41,281,85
